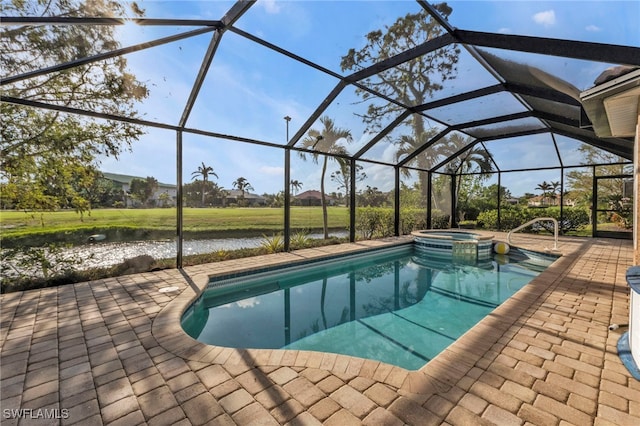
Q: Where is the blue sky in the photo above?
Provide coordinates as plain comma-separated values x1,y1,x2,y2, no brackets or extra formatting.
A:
98,0,639,197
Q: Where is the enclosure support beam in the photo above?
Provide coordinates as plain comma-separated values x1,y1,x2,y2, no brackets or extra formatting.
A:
287,81,347,148
284,149,291,251
1,27,217,87
450,173,457,228
176,131,184,268
427,172,433,229
350,158,357,242
551,133,565,234
560,167,565,234
592,166,597,238
634,122,640,264
179,30,223,127
398,128,451,168
497,172,502,231
454,30,640,67
394,166,400,236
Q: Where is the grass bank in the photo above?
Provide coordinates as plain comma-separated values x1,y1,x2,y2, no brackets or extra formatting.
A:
0,207,350,246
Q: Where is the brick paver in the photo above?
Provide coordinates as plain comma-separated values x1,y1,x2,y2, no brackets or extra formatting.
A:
1,235,638,424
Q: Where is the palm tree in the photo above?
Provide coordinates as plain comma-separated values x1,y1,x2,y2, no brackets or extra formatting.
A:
446,138,493,221
232,177,254,200
290,179,303,195
299,116,353,239
536,181,553,206
550,180,561,206
191,162,218,207
394,128,445,208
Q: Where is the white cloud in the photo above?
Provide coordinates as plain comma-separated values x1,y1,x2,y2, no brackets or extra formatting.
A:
586,25,601,32
236,297,260,308
258,0,281,14
259,165,284,176
497,27,512,34
532,10,556,26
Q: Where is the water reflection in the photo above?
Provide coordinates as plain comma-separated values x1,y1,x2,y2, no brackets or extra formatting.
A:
62,232,347,270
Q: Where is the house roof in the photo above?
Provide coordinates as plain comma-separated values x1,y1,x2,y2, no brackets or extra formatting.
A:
226,189,265,200
295,190,335,200
102,172,175,188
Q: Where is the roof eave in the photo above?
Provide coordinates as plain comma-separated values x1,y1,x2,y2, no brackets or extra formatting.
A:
580,69,640,138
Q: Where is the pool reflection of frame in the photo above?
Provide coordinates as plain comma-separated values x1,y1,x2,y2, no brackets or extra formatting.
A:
182,244,551,352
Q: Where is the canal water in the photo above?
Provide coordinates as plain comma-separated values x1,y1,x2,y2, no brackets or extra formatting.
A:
4,232,348,276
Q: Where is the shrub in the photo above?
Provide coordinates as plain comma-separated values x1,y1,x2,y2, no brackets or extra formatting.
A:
431,213,451,229
540,206,590,233
478,207,529,231
355,207,394,239
399,208,427,234
260,233,284,253
477,206,590,233
290,229,311,248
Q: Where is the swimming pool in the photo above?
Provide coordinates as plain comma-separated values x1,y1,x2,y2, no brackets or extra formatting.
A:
182,244,557,370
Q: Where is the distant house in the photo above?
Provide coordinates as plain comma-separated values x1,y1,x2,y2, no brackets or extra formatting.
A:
224,189,266,206
102,172,177,207
527,195,546,207
527,194,575,207
294,190,337,207
505,197,520,205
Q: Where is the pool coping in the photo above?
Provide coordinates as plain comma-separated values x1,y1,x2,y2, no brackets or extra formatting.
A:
151,233,584,396
411,229,494,241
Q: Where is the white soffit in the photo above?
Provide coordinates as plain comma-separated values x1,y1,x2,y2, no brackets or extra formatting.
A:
603,85,640,138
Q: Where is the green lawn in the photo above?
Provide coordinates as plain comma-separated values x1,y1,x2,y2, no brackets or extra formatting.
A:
0,207,350,241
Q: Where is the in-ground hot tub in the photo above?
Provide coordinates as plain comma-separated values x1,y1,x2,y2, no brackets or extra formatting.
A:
411,230,494,261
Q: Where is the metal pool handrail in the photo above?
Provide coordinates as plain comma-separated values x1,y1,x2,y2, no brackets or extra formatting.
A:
507,217,559,251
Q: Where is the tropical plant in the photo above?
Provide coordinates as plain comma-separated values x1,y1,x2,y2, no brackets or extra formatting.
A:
535,181,553,206
260,233,284,253
232,177,254,200
290,180,303,195
290,229,311,248
444,135,493,221
394,130,442,205
191,162,218,207
264,191,284,208
299,116,353,239
1,1,148,217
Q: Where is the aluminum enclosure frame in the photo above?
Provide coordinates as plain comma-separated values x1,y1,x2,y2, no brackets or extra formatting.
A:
2,0,638,266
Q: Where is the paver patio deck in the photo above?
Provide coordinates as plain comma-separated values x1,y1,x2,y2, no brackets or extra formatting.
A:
2,232,639,425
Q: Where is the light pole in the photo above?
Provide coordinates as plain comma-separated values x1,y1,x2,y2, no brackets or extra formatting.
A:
284,115,291,143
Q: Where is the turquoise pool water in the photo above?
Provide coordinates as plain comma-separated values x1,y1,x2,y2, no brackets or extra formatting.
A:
182,244,556,370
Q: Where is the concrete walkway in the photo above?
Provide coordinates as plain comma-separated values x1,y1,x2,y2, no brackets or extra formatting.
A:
1,233,639,425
